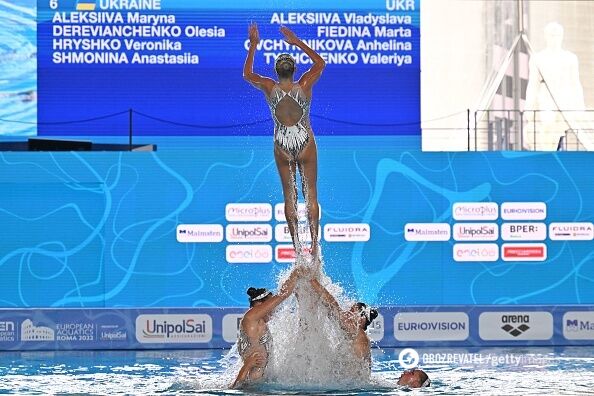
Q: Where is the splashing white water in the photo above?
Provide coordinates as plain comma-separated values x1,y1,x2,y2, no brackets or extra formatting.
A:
221,253,373,391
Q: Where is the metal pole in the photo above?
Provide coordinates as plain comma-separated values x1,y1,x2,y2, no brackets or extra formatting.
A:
129,108,133,151
519,111,524,149
474,110,478,151
467,109,470,151
533,110,536,150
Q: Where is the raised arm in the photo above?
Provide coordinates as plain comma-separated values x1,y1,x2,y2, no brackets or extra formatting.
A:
250,267,303,318
280,26,326,92
310,278,355,333
243,23,275,94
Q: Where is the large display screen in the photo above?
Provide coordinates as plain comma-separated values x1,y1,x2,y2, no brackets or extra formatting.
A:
33,0,420,136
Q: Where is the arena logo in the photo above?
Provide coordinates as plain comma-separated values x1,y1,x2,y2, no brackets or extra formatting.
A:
56,323,95,342
563,312,594,340
501,202,546,221
99,325,127,341
549,222,594,241
500,315,530,337
225,203,272,222
453,223,498,241
453,243,498,262
501,223,546,241
176,224,223,243
21,319,55,342
404,223,450,241
136,314,212,343
275,223,320,243
226,245,273,264
0,321,16,342
274,202,322,222
394,312,469,341
324,223,370,242
452,202,498,221
501,243,547,261
479,312,553,340
226,224,272,243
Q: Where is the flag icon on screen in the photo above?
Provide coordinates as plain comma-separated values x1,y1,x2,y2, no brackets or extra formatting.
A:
76,0,96,11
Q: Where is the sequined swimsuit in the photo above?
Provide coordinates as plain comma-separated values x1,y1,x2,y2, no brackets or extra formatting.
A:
267,83,312,158
237,327,273,358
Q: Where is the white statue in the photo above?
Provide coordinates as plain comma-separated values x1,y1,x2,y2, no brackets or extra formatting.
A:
524,22,586,150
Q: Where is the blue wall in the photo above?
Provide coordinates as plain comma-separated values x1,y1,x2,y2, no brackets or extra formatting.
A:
1,139,593,308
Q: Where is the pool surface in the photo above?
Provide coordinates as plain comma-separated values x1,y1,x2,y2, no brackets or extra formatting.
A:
0,347,593,395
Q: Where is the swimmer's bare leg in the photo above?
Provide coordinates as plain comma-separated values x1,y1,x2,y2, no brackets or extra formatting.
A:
274,145,302,256
297,139,320,270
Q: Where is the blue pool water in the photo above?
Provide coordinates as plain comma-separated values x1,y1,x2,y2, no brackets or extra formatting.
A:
0,347,593,395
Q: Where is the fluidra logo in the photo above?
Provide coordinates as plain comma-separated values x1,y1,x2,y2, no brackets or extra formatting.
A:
501,315,530,337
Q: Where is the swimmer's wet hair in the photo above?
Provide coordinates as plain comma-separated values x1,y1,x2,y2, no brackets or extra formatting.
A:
275,53,296,78
247,287,271,307
356,302,379,330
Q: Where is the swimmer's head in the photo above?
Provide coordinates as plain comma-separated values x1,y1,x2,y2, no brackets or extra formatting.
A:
398,368,430,388
247,287,272,307
544,22,564,50
351,302,378,330
275,53,296,80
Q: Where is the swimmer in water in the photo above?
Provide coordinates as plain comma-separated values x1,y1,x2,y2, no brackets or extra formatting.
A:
398,368,431,388
230,266,304,389
309,278,378,367
243,22,325,265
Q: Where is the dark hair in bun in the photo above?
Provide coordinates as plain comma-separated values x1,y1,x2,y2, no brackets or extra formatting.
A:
356,302,379,330
247,287,270,307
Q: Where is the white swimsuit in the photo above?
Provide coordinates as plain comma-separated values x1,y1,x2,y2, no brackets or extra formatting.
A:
267,84,312,158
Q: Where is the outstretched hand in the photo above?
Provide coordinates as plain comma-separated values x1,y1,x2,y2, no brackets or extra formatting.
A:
248,22,260,45
280,26,299,45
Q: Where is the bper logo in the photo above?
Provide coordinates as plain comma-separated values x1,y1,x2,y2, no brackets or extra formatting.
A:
501,315,530,337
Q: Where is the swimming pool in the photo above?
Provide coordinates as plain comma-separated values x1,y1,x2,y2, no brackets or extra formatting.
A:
0,346,592,395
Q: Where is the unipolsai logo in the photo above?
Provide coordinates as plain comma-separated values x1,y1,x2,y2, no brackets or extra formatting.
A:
100,324,127,341
136,314,212,343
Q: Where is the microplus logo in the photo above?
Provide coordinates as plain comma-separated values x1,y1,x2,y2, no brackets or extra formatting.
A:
452,202,498,221
225,203,272,222
136,314,212,343
501,202,546,220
